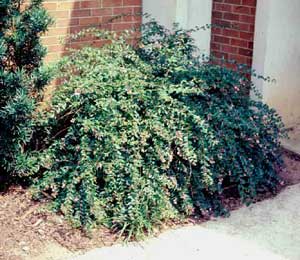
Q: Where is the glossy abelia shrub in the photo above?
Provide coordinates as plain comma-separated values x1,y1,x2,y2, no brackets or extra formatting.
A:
27,21,284,238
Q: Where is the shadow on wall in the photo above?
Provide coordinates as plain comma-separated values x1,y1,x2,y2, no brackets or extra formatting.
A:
40,0,142,100
42,0,142,63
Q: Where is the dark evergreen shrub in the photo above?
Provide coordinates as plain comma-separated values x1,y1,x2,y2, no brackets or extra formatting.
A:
0,0,52,181
25,22,284,238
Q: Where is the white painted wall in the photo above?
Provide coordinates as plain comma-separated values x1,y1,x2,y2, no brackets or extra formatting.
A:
253,0,300,127
142,0,177,29
252,0,300,152
142,0,212,56
185,0,213,56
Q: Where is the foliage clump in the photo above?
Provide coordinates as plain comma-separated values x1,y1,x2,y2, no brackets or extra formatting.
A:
0,0,52,180
25,21,283,238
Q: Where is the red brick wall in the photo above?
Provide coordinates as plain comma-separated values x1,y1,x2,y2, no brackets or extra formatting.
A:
41,0,142,62
210,0,256,67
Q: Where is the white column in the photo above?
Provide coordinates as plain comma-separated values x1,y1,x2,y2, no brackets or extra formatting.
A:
142,0,177,29
252,0,300,153
142,0,212,56
185,0,213,56
175,0,189,27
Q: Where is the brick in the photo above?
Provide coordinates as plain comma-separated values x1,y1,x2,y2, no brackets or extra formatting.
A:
238,48,253,56
91,8,113,16
131,15,142,23
225,63,238,70
239,31,253,40
232,5,250,14
223,28,240,38
133,6,142,13
214,51,229,59
113,7,133,15
42,0,142,63
103,0,123,7
69,41,90,49
69,25,87,34
230,38,248,47
250,7,256,15
246,58,252,66
57,2,80,11
112,22,139,31
212,27,222,35
102,15,120,23
80,1,100,9
240,14,255,24
215,3,232,12
91,40,106,48
79,17,100,26
211,0,257,69
43,3,57,11
72,9,91,17
242,0,256,7
224,0,241,4
56,18,79,27
123,0,141,5
221,44,238,54
228,54,247,64
42,36,60,46
223,12,240,21
211,43,221,50
212,11,223,19
48,10,69,19
214,35,230,44
212,18,231,28
47,44,67,53
100,23,113,30
232,22,249,31
249,24,255,32
46,27,69,37
248,41,253,49
123,14,135,22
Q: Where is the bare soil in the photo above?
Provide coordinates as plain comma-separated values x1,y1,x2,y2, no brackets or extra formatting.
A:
0,151,299,260
280,150,300,185
0,188,117,260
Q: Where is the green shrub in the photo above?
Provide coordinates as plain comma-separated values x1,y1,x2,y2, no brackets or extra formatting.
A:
0,0,52,181
25,21,284,238
138,21,284,202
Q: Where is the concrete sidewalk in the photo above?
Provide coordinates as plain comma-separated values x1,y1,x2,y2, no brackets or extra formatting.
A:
71,184,300,260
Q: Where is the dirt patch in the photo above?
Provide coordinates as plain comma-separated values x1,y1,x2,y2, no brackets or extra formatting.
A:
0,187,117,260
0,151,299,260
280,150,300,185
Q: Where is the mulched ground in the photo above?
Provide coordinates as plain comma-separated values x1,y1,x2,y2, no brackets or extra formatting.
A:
280,149,300,185
0,188,117,260
0,151,299,260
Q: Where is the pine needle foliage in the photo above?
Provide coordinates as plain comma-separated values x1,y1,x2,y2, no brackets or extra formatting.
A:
0,0,52,179
26,21,284,239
